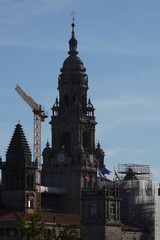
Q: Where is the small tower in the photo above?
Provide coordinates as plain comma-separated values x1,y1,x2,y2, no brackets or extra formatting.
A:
81,184,121,240
0,123,38,213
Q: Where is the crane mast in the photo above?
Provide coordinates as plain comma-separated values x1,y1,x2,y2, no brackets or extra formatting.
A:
15,84,47,211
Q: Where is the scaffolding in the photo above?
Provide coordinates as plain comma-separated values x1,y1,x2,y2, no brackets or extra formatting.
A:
117,163,152,181
117,163,160,240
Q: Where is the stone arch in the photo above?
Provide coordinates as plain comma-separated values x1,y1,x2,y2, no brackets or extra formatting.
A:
64,95,69,108
83,131,90,149
62,132,71,153
72,94,77,105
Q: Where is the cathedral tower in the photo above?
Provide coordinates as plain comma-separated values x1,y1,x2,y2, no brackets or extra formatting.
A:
42,20,104,214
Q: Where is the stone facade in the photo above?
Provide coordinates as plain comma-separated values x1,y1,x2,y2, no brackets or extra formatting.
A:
81,185,121,240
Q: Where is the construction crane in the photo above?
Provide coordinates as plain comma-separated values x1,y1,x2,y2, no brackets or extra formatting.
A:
15,84,48,211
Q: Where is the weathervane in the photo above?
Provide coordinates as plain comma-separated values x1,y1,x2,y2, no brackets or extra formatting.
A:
71,10,76,24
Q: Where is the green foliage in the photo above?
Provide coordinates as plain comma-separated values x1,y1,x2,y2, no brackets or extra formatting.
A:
17,213,55,240
16,213,85,240
57,224,85,240
16,216,28,240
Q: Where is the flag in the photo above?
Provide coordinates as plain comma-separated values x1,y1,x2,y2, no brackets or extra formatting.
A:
114,167,120,180
97,169,104,179
84,172,87,182
103,165,111,175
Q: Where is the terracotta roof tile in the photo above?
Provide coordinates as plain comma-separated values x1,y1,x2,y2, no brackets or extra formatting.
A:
0,209,80,225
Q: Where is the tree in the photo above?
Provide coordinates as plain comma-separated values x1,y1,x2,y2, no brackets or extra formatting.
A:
17,213,55,240
16,215,28,240
58,224,85,240
16,213,85,240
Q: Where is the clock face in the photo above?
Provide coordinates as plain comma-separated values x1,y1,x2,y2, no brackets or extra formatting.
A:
58,153,65,163
89,154,94,163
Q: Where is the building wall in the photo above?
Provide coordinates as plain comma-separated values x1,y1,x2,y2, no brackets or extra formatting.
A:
1,190,25,210
81,225,105,240
121,231,142,240
105,225,121,240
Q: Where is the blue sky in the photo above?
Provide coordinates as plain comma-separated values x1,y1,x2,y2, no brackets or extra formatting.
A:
0,0,160,182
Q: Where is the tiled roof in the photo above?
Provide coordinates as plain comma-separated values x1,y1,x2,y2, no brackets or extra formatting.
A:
121,220,148,231
0,209,22,222
0,209,80,225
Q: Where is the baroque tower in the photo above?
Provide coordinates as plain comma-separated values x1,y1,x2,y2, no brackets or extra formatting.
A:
42,21,105,214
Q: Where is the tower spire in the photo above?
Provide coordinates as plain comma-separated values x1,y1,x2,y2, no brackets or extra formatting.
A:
71,10,76,37
68,11,78,56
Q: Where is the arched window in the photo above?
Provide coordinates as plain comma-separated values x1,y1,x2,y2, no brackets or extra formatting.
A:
62,132,71,153
64,95,69,108
28,199,34,209
31,175,34,189
110,203,116,219
83,131,90,149
90,203,97,216
27,175,30,188
72,94,77,105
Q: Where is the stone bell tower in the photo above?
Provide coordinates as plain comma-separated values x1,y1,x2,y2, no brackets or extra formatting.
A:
0,123,38,213
42,20,105,214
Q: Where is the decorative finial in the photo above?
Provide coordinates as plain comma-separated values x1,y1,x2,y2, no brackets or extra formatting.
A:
68,11,78,56
70,11,76,38
46,139,50,147
97,140,101,148
71,10,76,24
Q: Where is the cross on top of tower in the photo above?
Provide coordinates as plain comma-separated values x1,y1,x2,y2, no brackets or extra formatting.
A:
71,10,76,24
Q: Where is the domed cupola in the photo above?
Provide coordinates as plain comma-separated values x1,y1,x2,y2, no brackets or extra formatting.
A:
68,22,78,56
57,19,89,115
94,142,105,156
94,141,105,171
59,21,87,76
42,141,52,164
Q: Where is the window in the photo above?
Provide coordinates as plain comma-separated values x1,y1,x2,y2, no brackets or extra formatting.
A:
90,203,97,216
62,132,70,153
110,203,116,218
28,199,34,209
28,200,31,208
83,131,90,149
31,175,34,188
27,175,30,188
